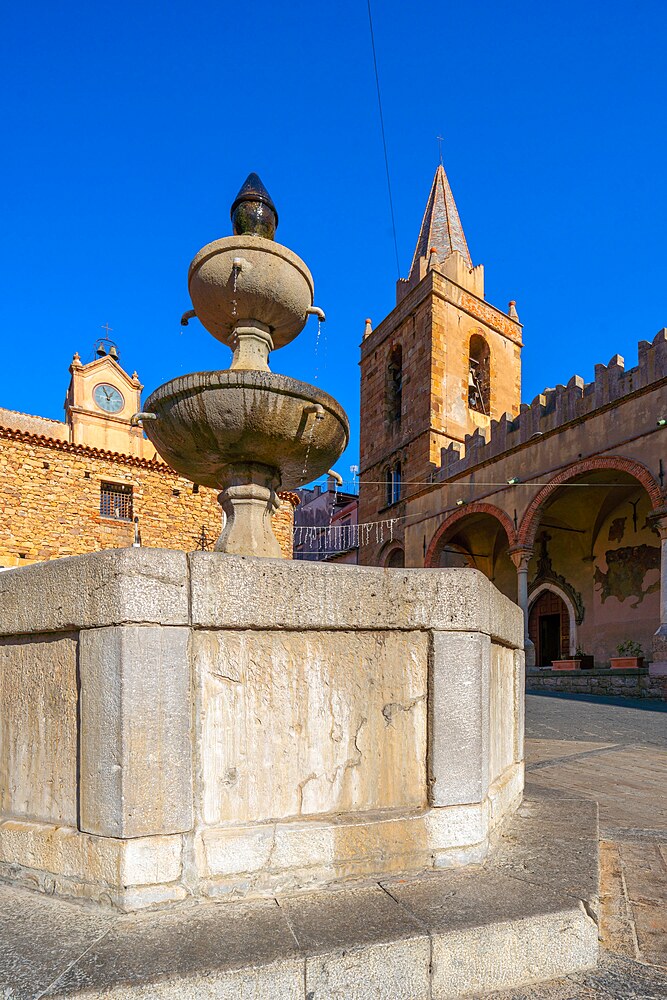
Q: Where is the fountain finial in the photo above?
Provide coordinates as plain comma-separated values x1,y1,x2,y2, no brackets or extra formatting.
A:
231,172,278,239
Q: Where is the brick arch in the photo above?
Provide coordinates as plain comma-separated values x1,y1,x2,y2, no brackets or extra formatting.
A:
424,501,517,568
517,456,664,550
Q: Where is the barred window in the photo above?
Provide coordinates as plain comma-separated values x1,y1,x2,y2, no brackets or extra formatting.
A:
100,482,133,521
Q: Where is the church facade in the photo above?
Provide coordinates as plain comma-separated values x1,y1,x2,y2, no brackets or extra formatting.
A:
359,166,667,692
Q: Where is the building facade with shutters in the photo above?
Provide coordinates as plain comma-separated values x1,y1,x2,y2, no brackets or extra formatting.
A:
0,347,296,567
359,164,667,692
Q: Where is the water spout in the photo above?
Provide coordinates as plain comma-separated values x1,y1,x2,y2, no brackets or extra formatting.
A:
306,306,326,322
130,412,158,427
181,310,196,327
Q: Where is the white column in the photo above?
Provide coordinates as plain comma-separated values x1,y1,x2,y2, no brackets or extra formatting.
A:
649,512,667,676
510,547,535,668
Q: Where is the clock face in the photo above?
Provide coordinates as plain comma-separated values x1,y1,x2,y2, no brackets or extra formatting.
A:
93,383,124,413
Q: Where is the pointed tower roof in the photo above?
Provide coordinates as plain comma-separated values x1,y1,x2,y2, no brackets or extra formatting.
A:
409,164,472,280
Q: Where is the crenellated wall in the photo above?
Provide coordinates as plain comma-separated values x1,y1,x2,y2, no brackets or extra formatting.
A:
438,329,667,479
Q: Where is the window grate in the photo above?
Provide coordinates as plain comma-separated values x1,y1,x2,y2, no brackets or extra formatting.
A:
100,482,133,521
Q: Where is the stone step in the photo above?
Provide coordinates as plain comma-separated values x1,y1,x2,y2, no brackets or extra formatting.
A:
0,793,599,1000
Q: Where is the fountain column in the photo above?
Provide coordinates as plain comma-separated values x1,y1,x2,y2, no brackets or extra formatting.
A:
216,462,282,558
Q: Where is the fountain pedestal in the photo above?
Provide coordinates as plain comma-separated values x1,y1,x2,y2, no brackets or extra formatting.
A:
216,462,282,557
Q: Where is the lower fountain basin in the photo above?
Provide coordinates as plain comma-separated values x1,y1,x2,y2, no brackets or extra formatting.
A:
143,370,349,489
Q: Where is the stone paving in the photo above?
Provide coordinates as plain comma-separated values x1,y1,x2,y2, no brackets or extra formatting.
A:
487,692,667,998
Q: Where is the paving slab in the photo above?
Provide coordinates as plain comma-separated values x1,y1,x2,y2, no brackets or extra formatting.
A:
524,692,667,991
42,899,302,1000
0,884,113,1000
0,791,598,1000
484,952,667,999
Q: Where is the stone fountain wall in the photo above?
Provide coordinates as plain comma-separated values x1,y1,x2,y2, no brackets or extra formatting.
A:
0,549,524,910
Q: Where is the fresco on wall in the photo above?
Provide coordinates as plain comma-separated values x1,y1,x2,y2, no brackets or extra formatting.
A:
594,544,661,609
608,517,626,543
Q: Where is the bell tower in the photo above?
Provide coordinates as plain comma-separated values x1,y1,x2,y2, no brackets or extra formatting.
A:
358,162,523,555
64,342,147,457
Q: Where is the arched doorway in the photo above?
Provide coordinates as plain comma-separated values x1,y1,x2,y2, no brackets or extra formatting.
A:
529,589,570,666
384,545,405,568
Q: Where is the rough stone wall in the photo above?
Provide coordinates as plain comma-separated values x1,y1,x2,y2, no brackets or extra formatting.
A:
0,428,295,565
527,669,666,701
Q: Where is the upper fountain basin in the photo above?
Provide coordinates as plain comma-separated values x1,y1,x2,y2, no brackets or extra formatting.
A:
143,370,349,490
188,236,314,350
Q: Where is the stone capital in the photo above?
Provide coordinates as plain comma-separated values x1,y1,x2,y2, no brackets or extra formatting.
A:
647,506,667,541
508,546,533,572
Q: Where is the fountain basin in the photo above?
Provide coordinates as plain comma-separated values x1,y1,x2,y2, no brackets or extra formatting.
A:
143,370,349,490
188,236,314,349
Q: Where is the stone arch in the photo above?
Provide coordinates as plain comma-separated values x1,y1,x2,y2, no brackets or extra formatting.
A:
381,543,405,568
529,581,578,656
424,501,517,568
518,456,664,551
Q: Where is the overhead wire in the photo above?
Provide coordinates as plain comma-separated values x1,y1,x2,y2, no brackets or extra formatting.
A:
367,0,401,279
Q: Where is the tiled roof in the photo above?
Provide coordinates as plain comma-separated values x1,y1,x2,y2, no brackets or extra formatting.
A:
409,164,472,279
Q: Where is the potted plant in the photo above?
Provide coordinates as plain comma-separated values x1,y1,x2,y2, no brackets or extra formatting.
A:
551,655,579,671
610,640,644,670
574,645,594,670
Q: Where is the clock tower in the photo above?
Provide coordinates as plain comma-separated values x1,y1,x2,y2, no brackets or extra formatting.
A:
64,347,151,458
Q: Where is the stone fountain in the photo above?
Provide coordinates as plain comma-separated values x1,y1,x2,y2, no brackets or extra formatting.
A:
0,174,598,998
140,173,348,557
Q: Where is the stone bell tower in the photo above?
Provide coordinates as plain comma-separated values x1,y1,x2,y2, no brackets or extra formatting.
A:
359,162,523,532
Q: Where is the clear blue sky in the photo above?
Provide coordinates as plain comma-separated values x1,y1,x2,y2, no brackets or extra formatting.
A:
1,1,665,485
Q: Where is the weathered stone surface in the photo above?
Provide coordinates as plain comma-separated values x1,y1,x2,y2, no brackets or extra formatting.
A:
429,631,491,806
490,643,515,783
0,548,189,636
383,868,597,997
189,555,521,646
486,952,667,999
198,804,490,898
0,882,113,1000
305,936,430,999
79,625,193,838
42,898,302,999
0,552,523,905
282,883,431,998
488,761,524,831
0,633,78,826
513,647,526,762
0,820,183,903
0,792,600,999
492,795,600,912
429,904,597,997
193,629,428,824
